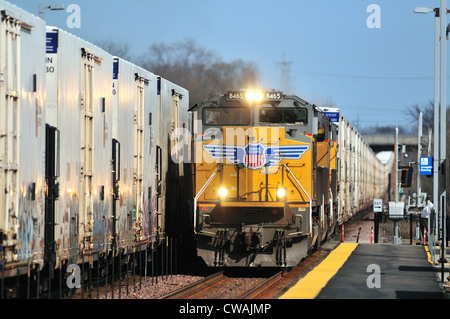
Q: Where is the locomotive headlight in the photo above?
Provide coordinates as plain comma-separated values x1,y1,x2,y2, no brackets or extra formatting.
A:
246,91,263,102
254,91,263,102
277,187,286,198
218,187,228,199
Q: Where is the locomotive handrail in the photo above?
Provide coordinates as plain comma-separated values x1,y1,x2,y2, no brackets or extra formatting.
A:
282,164,312,235
194,163,312,234
194,164,223,234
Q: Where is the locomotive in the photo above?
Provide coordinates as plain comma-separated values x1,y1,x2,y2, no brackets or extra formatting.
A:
191,90,392,267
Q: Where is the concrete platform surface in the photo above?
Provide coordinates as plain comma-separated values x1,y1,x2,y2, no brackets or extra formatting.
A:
317,244,445,299
280,243,446,299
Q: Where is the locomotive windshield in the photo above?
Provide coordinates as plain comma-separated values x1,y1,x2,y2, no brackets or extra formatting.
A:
259,108,307,125
203,107,250,125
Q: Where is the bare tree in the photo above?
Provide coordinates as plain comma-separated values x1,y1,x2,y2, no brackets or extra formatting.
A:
137,38,260,107
407,101,435,132
95,40,135,62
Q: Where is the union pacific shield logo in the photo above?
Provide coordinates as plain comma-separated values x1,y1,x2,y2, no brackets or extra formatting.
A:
244,144,265,169
203,143,310,170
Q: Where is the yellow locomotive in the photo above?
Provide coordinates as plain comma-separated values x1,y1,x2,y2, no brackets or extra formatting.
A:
191,89,339,267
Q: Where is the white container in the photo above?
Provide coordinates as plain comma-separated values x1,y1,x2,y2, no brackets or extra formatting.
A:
112,57,158,248
46,26,113,262
156,77,189,237
0,0,46,270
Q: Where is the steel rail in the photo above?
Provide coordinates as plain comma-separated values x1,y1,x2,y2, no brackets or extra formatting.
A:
158,271,225,299
238,271,284,299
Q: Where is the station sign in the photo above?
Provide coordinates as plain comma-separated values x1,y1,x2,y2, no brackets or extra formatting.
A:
373,199,383,212
419,157,432,176
323,111,340,123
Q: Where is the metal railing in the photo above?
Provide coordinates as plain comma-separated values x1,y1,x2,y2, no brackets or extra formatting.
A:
375,212,422,245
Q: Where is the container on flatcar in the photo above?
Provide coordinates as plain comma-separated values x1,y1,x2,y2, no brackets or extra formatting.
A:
111,57,158,249
0,0,47,276
157,78,190,240
45,26,114,265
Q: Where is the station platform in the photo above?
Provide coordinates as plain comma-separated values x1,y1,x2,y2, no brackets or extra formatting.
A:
279,243,447,299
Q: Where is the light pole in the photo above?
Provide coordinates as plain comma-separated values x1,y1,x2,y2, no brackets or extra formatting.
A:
438,0,447,283
38,4,64,20
417,112,423,206
414,3,448,283
414,7,440,256
394,127,401,244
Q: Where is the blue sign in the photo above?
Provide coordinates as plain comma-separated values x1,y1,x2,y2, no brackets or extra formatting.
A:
46,31,58,54
420,157,432,175
113,60,119,80
324,111,340,123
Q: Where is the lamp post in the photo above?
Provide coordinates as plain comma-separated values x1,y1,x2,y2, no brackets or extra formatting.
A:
38,4,64,20
394,127,401,244
438,0,447,284
414,7,440,256
414,2,448,283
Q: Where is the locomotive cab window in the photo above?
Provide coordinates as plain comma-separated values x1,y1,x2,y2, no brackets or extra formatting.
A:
202,107,250,126
317,123,326,142
259,108,307,125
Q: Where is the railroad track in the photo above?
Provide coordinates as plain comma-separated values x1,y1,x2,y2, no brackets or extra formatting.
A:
159,271,227,299
159,270,286,299
238,271,285,299
66,242,335,299
159,243,336,299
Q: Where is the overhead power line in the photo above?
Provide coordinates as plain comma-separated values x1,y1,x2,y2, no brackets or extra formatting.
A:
298,70,450,80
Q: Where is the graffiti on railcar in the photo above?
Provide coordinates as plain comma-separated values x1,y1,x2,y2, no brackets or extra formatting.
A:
92,200,111,250
17,183,41,260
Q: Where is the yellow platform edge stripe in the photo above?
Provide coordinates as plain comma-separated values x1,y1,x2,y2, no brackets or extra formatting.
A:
424,246,433,264
279,243,358,299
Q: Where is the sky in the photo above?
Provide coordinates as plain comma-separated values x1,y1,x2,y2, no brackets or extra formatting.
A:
10,0,448,131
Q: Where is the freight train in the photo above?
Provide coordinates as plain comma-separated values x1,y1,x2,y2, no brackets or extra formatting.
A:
0,0,394,298
191,91,393,267
0,0,190,297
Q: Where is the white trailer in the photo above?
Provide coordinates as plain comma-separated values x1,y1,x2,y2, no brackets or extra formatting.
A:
112,57,158,248
45,26,113,264
156,77,189,238
0,0,46,273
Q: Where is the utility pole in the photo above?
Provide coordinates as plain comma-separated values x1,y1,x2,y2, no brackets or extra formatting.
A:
278,53,293,94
